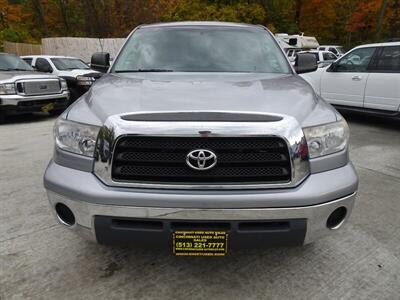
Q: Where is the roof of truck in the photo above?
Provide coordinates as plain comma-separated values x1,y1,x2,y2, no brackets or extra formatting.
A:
354,41,400,49
139,21,263,29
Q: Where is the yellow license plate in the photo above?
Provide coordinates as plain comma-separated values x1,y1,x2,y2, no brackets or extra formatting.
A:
41,102,55,112
173,230,229,256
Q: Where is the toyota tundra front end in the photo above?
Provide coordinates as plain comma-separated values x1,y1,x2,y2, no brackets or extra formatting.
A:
43,22,358,256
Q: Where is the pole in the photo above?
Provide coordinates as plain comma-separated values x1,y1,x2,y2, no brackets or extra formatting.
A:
376,0,388,41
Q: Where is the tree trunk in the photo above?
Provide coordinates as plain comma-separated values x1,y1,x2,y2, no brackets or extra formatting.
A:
295,0,302,30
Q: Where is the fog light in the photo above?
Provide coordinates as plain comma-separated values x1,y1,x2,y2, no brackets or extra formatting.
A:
55,203,75,226
327,206,347,229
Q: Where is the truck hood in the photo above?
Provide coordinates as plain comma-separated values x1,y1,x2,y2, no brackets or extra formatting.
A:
67,72,338,127
0,71,60,83
57,69,99,78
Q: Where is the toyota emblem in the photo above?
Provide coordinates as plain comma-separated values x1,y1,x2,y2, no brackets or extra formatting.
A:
186,149,217,171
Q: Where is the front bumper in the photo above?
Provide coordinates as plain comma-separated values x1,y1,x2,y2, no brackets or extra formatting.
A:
44,160,358,247
0,91,69,113
47,190,356,246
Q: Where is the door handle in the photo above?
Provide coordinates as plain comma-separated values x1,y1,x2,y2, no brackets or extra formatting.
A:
352,75,362,81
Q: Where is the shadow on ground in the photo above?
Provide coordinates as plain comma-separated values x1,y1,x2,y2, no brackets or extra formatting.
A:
1,112,58,125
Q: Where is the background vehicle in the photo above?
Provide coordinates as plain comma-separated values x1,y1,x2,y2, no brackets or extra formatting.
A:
0,53,69,123
44,22,357,255
317,45,345,57
275,33,319,49
298,50,338,67
22,55,99,102
301,42,400,117
285,48,303,63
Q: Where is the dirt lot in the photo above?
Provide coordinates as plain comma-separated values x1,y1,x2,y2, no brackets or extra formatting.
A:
1,112,400,300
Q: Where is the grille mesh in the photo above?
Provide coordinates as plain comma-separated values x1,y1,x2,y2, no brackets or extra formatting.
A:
21,80,61,95
112,136,291,184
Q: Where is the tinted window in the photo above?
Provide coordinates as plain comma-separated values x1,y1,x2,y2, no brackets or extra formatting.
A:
0,54,33,71
372,46,400,72
334,47,376,72
323,52,337,61
329,48,338,55
113,27,291,74
22,58,33,66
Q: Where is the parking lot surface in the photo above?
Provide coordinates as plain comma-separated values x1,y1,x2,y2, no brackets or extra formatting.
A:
1,112,400,300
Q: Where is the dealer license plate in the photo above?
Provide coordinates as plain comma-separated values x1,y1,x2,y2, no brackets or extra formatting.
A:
173,230,229,256
41,102,55,113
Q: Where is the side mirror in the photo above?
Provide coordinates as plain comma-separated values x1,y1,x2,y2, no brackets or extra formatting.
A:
294,53,318,74
36,63,52,73
91,52,110,73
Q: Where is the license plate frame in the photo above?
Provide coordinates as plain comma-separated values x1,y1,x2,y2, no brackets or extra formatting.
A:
173,230,229,256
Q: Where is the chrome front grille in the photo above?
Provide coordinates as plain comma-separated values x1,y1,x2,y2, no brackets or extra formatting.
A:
93,112,310,190
17,79,61,95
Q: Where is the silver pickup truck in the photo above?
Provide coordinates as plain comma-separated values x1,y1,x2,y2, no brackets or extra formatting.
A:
0,53,69,123
44,22,358,256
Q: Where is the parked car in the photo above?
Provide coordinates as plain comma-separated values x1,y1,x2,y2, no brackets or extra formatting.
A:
22,55,99,102
0,53,69,123
301,42,400,117
298,50,338,67
44,22,358,255
317,45,345,57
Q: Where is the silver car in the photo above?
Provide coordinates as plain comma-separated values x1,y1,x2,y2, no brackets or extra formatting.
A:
44,22,358,256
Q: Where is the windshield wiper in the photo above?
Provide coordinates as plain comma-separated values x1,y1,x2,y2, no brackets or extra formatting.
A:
115,69,174,73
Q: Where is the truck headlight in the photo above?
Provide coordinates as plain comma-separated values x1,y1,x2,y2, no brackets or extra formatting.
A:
54,118,100,157
0,83,16,95
303,119,349,158
60,79,68,91
76,75,95,86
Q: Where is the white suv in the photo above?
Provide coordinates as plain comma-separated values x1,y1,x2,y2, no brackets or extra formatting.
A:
302,42,400,117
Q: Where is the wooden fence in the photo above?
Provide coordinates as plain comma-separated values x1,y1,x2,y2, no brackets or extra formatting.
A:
3,41,42,56
3,37,126,62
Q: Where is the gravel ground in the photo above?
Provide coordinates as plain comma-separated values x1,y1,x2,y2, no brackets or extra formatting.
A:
1,112,399,300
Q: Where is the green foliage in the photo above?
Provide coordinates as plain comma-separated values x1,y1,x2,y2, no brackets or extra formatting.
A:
0,0,399,49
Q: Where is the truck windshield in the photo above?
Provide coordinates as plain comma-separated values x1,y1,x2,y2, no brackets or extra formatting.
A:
0,54,33,71
112,27,291,74
51,58,90,70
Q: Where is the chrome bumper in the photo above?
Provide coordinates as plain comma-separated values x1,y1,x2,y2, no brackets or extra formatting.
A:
47,190,356,245
0,90,69,106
